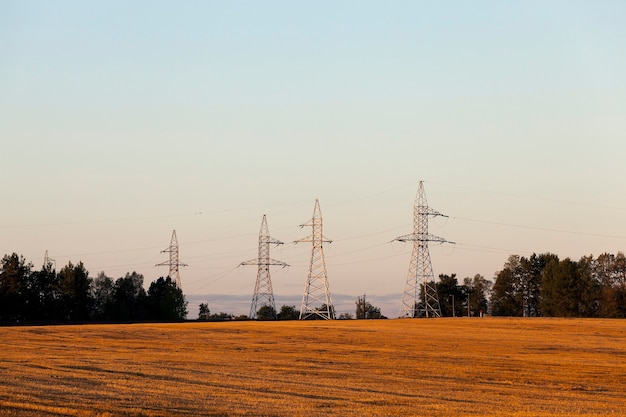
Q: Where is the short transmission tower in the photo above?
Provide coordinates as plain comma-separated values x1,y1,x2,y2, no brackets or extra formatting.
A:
240,215,288,319
156,230,187,289
43,250,55,270
395,181,452,318
295,199,335,320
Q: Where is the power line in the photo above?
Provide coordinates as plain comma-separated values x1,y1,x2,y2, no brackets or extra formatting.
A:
428,181,626,212
452,216,626,240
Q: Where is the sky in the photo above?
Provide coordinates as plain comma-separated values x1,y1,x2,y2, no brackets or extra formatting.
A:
2,1,626,317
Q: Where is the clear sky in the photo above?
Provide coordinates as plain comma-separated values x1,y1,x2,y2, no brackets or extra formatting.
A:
2,1,626,316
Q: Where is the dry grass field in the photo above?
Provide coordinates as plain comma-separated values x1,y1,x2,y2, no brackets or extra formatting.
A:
1,318,625,416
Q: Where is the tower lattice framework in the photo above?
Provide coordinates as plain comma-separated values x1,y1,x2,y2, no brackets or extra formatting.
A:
240,214,287,319
156,230,187,289
395,181,451,318
296,199,334,320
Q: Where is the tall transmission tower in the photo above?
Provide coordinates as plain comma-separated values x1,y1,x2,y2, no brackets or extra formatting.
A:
295,199,335,320
239,214,288,319
156,230,187,289
395,181,452,318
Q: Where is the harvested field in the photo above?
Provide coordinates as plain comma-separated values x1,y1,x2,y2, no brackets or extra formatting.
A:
1,318,625,416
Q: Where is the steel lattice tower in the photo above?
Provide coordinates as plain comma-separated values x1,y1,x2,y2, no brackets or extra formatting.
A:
395,181,451,318
240,215,288,319
156,230,187,289
295,199,334,320
43,250,55,270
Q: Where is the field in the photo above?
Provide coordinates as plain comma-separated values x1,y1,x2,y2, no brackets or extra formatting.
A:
1,318,625,416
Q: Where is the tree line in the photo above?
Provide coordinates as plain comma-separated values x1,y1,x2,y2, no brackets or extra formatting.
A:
418,252,625,318
491,252,626,318
0,253,187,323
4,250,625,322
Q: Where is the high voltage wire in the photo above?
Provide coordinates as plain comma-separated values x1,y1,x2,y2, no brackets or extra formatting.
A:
452,216,626,240
428,180,626,211
8,181,626,294
0,200,313,229
451,243,533,256
27,215,622,276
331,251,408,266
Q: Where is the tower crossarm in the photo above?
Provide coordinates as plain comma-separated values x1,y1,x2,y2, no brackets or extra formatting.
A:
394,233,452,244
239,259,288,267
294,236,332,244
419,207,448,218
268,237,285,246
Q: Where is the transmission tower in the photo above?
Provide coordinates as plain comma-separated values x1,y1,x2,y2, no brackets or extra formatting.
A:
156,230,187,289
239,215,288,319
395,181,452,318
295,199,335,320
43,250,55,270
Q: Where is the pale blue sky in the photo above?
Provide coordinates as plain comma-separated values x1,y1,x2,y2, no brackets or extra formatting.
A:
2,1,626,316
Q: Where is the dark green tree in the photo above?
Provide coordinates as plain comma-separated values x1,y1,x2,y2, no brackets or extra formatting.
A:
0,253,31,321
208,312,234,320
277,304,299,320
586,252,626,318
58,261,93,321
518,253,558,317
198,303,211,320
491,253,560,317
316,303,335,320
25,262,61,321
256,304,277,320
92,272,115,320
302,304,335,320
540,258,598,317
491,255,523,316
437,274,462,317
355,296,386,319
463,274,492,316
146,277,187,321
111,272,147,321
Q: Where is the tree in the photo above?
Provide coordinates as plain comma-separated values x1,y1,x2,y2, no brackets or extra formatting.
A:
355,296,386,319
338,312,354,319
256,304,277,320
92,272,115,320
0,253,31,321
146,277,187,321
25,261,60,321
519,253,558,317
491,255,523,316
208,312,234,321
436,274,462,317
315,303,335,320
540,258,598,317
111,272,147,321
463,274,492,316
198,303,211,320
302,304,335,320
58,261,93,321
491,253,559,317
586,252,626,318
277,304,299,320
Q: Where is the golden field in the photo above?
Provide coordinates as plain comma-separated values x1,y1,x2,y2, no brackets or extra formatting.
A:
1,318,625,416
